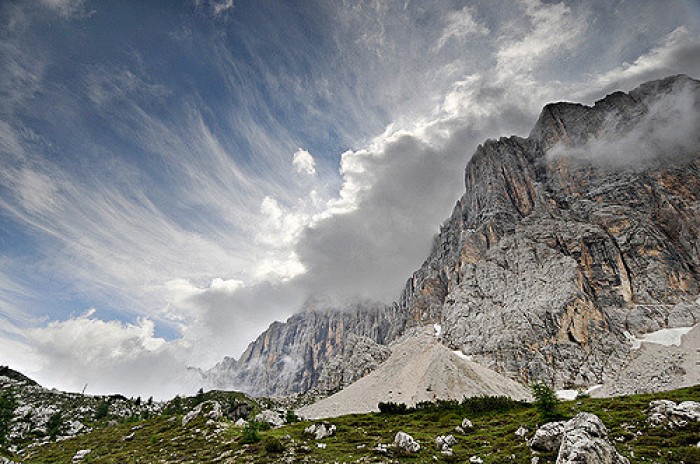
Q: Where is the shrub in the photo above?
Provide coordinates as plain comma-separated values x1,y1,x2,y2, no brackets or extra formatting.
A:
264,436,285,453
47,411,63,440
461,395,527,415
378,401,408,414
94,400,109,420
0,389,16,445
531,382,563,422
164,396,183,415
241,422,261,444
285,409,298,424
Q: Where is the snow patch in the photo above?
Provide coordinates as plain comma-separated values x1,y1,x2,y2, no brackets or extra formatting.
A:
433,324,442,338
452,350,473,362
624,326,694,349
556,385,603,401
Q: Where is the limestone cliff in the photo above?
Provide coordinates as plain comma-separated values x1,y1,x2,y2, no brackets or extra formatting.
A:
205,301,405,396
400,74,700,387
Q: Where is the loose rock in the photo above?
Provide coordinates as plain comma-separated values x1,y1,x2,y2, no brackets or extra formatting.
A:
395,431,420,453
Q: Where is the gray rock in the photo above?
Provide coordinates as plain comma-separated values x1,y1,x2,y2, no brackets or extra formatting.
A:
530,421,566,452
648,399,700,427
182,401,223,427
436,434,456,450
395,431,420,453
205,301,405,396
515,426,528,439
304,422,336,440
461,418,473,429
72,449,91,462
556,413,629,464
401,75,700,388
254,409,284,428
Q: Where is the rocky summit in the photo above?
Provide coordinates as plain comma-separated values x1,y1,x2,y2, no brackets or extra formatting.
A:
206,74,700,398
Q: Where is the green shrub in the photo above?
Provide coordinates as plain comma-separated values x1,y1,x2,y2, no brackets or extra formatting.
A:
285,409,298,424
47,412,63,440
264,436,285,453
0,389,16,445
377,401,408,414
241,422,261,444
530,382,563,422
94,400,109,420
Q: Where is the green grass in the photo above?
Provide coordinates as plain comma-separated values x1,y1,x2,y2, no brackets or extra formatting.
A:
18,384,700,463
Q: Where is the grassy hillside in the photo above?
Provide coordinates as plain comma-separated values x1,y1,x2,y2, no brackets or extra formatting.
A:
15,385,700,463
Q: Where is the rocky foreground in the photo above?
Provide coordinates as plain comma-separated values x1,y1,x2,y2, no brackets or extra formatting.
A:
4,376,698,463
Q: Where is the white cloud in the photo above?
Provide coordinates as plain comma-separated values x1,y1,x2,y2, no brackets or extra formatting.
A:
436,5,489,49
19,310,199,398
292,148,316,175
40,0,92,19
548,78,700,165
588,26,700,99
496,0,586,76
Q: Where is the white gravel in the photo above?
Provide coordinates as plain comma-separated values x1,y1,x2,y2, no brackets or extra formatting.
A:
298,327,531,419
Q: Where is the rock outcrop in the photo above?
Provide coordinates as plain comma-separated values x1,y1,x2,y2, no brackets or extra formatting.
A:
400,74,700,387
394,431,420,453
556,413,630,464
647,399,700,427
205,300,406,396
530,413,629,464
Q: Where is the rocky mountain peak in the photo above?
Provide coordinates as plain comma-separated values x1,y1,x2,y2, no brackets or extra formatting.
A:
207,75,700,397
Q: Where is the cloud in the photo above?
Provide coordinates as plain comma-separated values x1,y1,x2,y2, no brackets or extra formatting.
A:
193,0,235,19
548,77,700,166
22,310,200,398
40,0,92,19
496,0,586,76
587,26,700,100
436,5,489,49
292,148,317,175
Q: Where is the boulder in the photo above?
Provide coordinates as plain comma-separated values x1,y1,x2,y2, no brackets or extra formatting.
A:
648,400,700,427
556,413,629,464
462,418,474,429
395,431,420,453
182,401,223,427
515,426,528,439
436,434,457,450
304,422,336,440
72,449,91,462
253,409,284,428
529,421,566,452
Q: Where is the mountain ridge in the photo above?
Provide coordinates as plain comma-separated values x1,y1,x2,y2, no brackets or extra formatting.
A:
206,74,700,397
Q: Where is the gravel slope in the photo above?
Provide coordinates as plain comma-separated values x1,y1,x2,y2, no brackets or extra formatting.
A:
594,324,700,397
298,328,531,419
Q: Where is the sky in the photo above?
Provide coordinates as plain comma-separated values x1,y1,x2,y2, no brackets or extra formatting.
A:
1,0,699,399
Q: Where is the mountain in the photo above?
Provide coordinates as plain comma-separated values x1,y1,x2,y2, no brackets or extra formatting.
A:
207,74,700,397
401,74,700,388
204,300,406,396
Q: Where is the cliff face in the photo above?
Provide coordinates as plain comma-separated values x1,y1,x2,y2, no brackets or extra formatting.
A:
400,74,700,386
205,301,405,396
209,75,700,396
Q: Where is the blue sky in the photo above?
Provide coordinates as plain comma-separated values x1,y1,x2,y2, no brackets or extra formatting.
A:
1,0,700,397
